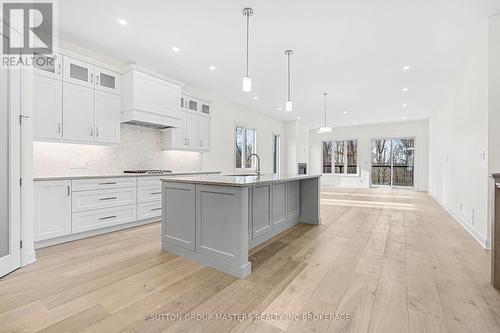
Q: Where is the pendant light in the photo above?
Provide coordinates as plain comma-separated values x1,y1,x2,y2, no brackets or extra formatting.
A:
242,8,254,92
285,50,293,111
317,93,333,133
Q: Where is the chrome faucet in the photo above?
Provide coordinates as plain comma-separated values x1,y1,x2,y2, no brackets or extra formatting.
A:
247,153,261,176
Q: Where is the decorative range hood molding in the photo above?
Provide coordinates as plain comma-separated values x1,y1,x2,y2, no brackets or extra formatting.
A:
121,65,184,129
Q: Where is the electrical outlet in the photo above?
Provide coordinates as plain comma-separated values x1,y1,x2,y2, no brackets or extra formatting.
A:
480,151,486,160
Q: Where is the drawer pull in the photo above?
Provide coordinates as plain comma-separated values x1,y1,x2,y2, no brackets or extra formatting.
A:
99,215,117,220
99,182,117,185
151,208,162,211
150,192,162,195
99,197,117,201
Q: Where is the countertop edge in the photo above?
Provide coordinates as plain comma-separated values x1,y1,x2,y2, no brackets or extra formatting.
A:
33,171,221,181
161,174,321,187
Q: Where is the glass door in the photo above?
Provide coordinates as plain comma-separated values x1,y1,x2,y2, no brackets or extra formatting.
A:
371,138,415,188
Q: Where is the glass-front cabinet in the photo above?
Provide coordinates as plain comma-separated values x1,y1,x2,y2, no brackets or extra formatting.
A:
33,52,62,80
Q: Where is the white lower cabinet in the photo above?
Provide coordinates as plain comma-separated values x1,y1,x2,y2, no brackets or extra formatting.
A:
34,180,72,241
72,205,137,233
138,201,162,220
34,176,164,247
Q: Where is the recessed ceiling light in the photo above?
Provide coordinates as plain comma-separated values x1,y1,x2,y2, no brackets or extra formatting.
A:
253,96,259,100
402,104,408,108
354,121,358,125
297,116,302,120
402,116,407,120
403,65,411,71
343,111,348,114
278,107,283,111
172,46,180,52
118,19,127,26
402,88,409,92
209,66,216,70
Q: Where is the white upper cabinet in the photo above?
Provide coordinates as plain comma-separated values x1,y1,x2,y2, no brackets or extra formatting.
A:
95,66,121,95
33,75,63,141
63,56,94,88
33,53,62,80
185,111,199,149
94,90,121,144
63,82,95,143
163,94,212,152
199,115,211,151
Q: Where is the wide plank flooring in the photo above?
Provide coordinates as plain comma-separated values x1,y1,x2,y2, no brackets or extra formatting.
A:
1,187,500,332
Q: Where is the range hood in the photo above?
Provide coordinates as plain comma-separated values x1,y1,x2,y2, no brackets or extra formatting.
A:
121,65,184,129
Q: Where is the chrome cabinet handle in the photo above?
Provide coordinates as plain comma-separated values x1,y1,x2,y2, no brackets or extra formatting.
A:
151,208,161,211
90,127,93,137
67,186,70,196
57,122,61,133
199,140,202,147
96,74,100,86
98,182,117,185
150,192,162,195
96,127,99,137
99,215,116,220
90,73,94,83
99,197,117,201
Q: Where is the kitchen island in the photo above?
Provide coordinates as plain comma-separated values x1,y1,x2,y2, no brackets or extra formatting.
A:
161,174,321,278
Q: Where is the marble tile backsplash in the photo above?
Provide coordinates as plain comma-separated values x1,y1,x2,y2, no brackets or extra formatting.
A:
33,124,203,177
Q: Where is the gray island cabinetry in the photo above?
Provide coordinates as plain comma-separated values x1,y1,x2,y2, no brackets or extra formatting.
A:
161,174,321,278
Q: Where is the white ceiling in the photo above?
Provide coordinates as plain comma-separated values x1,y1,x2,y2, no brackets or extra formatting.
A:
57,0,500,128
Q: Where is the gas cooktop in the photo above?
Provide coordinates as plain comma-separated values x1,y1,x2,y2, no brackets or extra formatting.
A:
123,170,172,175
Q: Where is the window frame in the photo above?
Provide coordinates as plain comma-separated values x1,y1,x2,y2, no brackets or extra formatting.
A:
272,134,281,174
321,139,359,176
234,125,257,172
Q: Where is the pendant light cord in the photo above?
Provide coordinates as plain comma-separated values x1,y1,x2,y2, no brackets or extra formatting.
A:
287,53,291,101
324,93,327,126
246,14,249,76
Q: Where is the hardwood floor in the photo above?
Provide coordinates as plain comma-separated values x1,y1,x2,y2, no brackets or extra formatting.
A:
1,187,500,332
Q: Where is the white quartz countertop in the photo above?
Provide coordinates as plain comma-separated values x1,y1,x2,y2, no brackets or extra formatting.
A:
33,171,221,181
161,174,321,187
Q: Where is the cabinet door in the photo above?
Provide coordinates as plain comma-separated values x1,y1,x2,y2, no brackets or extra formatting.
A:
187,98,199,112
251,185,272,239
185,112,199,149
200,102,210,115
164,183,195,250
63,82,95,143
95,66,121,95
95,90,121,144
33,53,62,80
33,75,63,141
171,110,187,149
199,116,211,151
63,56,94,88
34,181,72,241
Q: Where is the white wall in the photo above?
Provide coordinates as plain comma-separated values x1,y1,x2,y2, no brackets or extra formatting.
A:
429,20,490,248
283,121,309,174
202,97,285,174
309,120,429,191
489,15,500,175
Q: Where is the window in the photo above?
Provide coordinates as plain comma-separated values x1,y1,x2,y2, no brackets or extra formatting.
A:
322,139,358,175
273,134,281,174
235,126,257,170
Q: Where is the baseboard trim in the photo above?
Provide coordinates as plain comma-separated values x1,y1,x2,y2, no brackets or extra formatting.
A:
430,192,489,249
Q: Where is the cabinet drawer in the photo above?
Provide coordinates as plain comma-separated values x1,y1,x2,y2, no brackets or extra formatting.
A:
72,187,136,212
138,185,162,203
72,205,137,233
72,177,137,191
137,176,164,187
138,201,162,220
